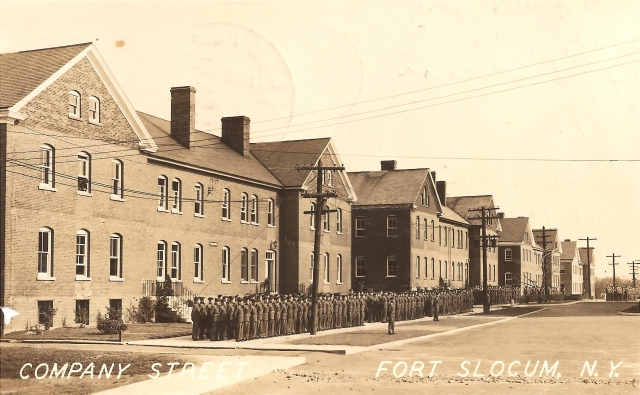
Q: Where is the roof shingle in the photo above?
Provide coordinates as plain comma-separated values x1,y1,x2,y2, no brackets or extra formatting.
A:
347,169,430,206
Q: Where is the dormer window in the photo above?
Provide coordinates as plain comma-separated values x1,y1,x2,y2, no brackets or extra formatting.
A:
88,96,100,124
69,91,81,118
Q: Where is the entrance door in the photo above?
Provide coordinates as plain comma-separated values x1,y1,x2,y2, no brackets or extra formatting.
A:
265,251,275,293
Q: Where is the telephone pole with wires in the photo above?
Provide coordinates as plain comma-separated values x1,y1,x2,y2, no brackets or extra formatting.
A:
468,206,500,314
578,237,596,299
297,164,344,335
628,260,639,289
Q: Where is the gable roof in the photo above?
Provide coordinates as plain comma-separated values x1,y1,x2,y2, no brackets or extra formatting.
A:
0,43,91,109
579,248,596,266
440,206,470,225
250,138,331,187
533,228,562,253
561,241,579,261
138,112,282,187
347,168,430,206
446,195,499,227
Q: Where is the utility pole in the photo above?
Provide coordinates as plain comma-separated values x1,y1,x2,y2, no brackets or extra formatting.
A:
578,237,596,299
297,164,343,335
606,253,620,301
468,206,500,314
628,260,639,288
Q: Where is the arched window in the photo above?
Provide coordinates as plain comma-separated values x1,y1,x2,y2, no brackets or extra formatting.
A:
416,256,421,278
109,234,123,279
68,90,81,117
194,244,203,282
444,260,448,279
171,178,182,213
240,193,248,222
336,255,343,284
222,189,231,220
336,208,343,234
423,218,428,240
111,159,123,199
37,227,54,278
157,175,168,211
267,198,275,226
465,262,469,284
323,253,330,284
416,216,420,239
250,249,258,281
424,257,428,279
326,170,333,187
310,252,315,283
250,195,258,223
451,262,455,281
310,203,316,229
240,248,249,281
421,186,426,206
323,209,330,232
75,229,90,278
431,258,435,280
40,144,55,189
88,96,100,123
77,152,91,193
157,241,167,279
431,220,435,241
194,183,204,216
221,247,230,282
170,242,181,280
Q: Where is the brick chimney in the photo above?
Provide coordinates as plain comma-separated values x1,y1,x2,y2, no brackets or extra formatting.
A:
381,160,396,171
221,116,251,156
436,180,446,205
170,86,196,149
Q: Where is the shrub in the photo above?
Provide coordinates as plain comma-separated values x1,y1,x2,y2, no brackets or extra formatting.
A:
96,307,128,334
125,296,156,323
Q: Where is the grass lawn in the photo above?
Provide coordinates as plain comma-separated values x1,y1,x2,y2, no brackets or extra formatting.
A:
621,304,640,314
3,323,192,342
0,346,189,395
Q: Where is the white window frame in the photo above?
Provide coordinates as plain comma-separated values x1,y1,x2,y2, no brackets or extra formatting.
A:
355,257,365,278
424,257,428,279
416,216,420,239
250,195,258,224
444,260,448,280
387,216,397,237
416,256,421,278
386,256,397,277
158,176,168,211
68,90,81,118
75,229,90,280
310,252,315,283
431,258,435,279
355,216,365,237
505,272,512,281
336,208,343,234
431,220,435,241
157,241,167,280
240,248,249,282
421,186,427,206
194,183,204,217
336,254,343,284
39,145,56,191
170,242,181,281
323,210,330,232
77,152,91,195
323,253,330,284
111,160,124,201
37,227,55,280
109,234,123,281
221,247,231,283
88,96,100,124
326,170,332,187
171,178,182,214
222,189,231,221
240,193,248,223
194,244,203,283
310,203,316,230
267,198,275,227
265,250,275,283
423,218,428,240
505,248,513,261
250,249,259,283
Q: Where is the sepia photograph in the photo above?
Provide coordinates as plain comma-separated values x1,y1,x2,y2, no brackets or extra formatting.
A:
0,1,638,394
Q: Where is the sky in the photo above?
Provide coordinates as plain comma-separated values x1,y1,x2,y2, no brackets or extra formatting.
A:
1,0,638,280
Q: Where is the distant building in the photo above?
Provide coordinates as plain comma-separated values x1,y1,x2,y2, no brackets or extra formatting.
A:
533,228,562,292
497,217,543,294
579,247,596,299
560,240,583,296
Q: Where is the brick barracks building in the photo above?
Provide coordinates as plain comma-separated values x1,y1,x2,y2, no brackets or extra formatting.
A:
497,216,544,293
0,43,355,334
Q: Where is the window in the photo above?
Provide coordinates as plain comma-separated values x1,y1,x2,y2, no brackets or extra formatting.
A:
88,96,100,123
195,184,204,216
424,257,428,278
431,258,435,279
323,210,330,232
109,299,122,313
387,216,397,237
355,216,365,237
505,272,512,281
310,203,316,229
222,189,231,220
416,256,421,278
416,216,420,239
40,145,55,190
444,227,448,246
75,230,90,278
336,255,343,284
171,179,182,213
336,208,343,234
68,90,81,117
111,160,123,200
493,265,496,282
157,241,167,279
250,249,258,282
109,234,122,279
444,261,448,280
458,263,462,281
240,193,248,222
465,231,468,250
326,170,333,187
265,251,275,286
439,260,442,280
451,261,455,281
37,227,54,278
38,301,54,327
221,247,230,282
323,253,330,284
267,199,275,226
194,244,203,282
170,242,181,280
158,176,168,211
423,218,428,239
387,256,397,277
250,195,258,223
310,252,315,283
439,226,442,245
75,300,89,326
240,248,249,282
77,152,91,193
421,186,427,206
505,248,512,261
465,263,468,283
356,257,365,278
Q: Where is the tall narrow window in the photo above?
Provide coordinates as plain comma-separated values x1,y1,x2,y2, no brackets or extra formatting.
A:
68,90,81,117
250,249,258,281
75,230,90,278
240,248,249,282
265,251,275,285
387,216,397,237
431,220,435,241
355,216,365,237
323,211,330,232
310,252,315,283
326,170,333,187
416,216,420,239
438,260,442,280
222,189,231,220
444,227,448,246
37,227,54,278
387,256,397,277
170,242,181,280
355,257,365,278
88,96,100,123
194,244,203,282
505,248,512,261
109,234,122,279
171,179,182,213
465,231,468,249
111,160,123,199
465,263,468,284
157,241,167,279
416,256,421,278
336,208,343,234
221,247,230,282
444,261,448,280
439,226,442,245
323,253,330,284
77,152,91,193
40,145,55,189
431,258,435,279
267,199,275,226
240,194,248,222
336,255,343,284
310,203,316,229
424,257,428,278
194,183,204,216
424,218,428,239
421,186,426,206
250,195,258,223
158,176,168,211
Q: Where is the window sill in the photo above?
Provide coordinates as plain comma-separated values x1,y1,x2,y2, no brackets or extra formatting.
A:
222,217,232,222
310,227,315,231
268,225,275,228
336,282,343,285
193,279,204,284
323,229,330,233
250,281,259,284
157,207,169,213
68,114,82,121
355,235,365,238
171,210,183,215
240,280,249,284
110,195,125,202
194,213,205,218
36,274,56,281
77,191,92,197
38,184,57,192
386,276,397,278
250,222,260,226
240,220,249,225
109,276,124,282
88,119,101,126
323,281,330,285
221,280,231,284
75,275,91,281
355,276,365,278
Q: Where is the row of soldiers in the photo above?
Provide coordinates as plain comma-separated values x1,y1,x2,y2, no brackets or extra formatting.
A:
190,288,476,342
605,286,640,301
